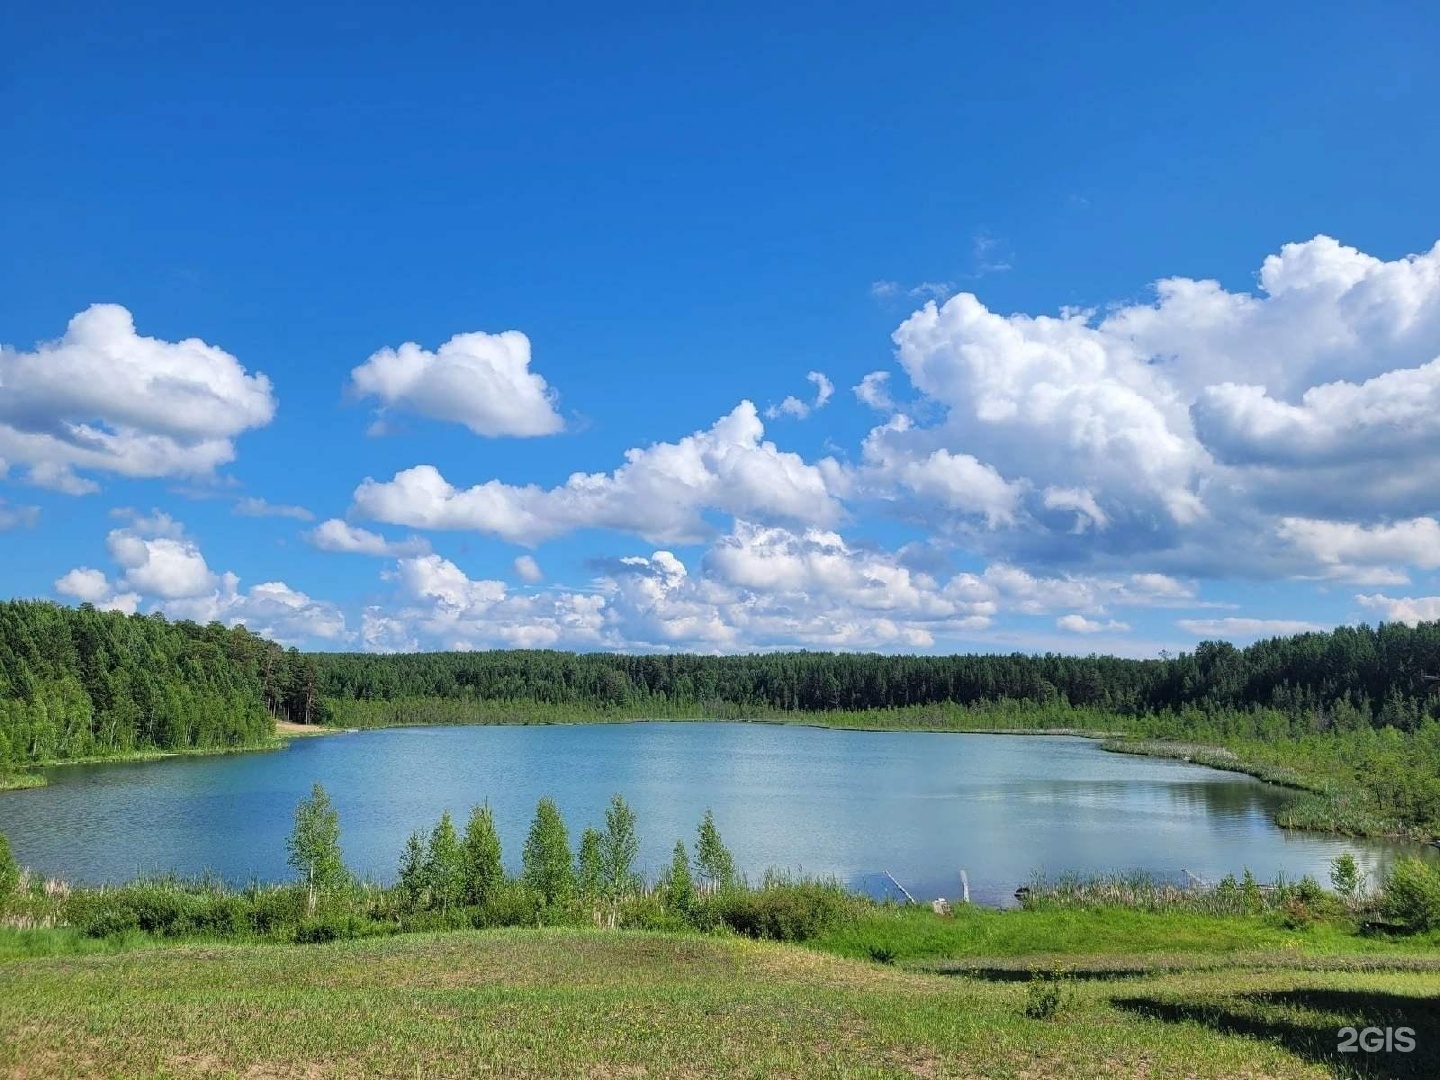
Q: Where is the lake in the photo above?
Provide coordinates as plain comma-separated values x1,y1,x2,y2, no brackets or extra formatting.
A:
0,723,1431,906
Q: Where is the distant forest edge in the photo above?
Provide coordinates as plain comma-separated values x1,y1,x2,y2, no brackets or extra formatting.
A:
2,600,1438,837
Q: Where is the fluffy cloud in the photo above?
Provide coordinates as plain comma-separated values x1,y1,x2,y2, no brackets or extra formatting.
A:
1356,594,1440,627
350,329,563,437
1056,614,1130,634
766,371,835,420
867,235,1440,581
358,523,1193,654
513,555,544,584
1277,517,1440,573
306,519,430,557
352,402,844,545
853,371,894,411
375,553,607,650
0,305,275,492
55,514,347,645
54,567,139,614
106,514,218,599
856,415,1024,527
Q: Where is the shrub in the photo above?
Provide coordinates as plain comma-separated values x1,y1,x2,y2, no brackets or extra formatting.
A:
714,881,853,942
1382,858,1440,931
1022,968,1074,1020
245,885,312,936
471,881,540,929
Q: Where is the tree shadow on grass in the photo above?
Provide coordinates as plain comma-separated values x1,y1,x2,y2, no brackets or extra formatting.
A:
1113,988,1440,1080
939,966,1153,983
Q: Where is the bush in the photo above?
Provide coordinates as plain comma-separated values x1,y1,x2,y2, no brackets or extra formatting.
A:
1022,968,1074,1020
471,881,540,929
293,914,394,944
245,886,311,935
66,883,192,937
713,881,854,942
1382,858,1440,932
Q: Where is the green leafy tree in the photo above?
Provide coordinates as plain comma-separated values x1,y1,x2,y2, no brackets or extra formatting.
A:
1382,858,1440,931
693,809,736,891
522,798,574,907
285,782,349,893
600,793,640,899
665,839,694,913
462,804,505,906
425,810,466,911
397,830,427,909
576,826,605,902
1329,853,1363,904
0,831,19,902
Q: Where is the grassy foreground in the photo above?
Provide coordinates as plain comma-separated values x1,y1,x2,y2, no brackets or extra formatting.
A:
3,926,1438,1079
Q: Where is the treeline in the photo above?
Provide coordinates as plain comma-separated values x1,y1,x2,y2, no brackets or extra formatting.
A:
0,601,326,769
313,622,1440,729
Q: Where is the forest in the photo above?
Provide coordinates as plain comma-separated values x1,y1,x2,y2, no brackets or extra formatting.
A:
0,600,324,770
312,622,1440,728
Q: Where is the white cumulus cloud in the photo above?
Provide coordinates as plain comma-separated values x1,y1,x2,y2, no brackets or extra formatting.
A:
0,304,275,492
351,401,844,545
350,329,563,437
307,519,430,557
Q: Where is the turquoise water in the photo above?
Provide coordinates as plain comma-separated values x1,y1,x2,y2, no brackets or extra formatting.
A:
0,723,1430,906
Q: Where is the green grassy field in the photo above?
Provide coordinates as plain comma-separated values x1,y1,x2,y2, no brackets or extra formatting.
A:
3,920,1438,1079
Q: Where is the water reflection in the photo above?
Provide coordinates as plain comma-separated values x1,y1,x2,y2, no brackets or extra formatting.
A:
0,724,1431,907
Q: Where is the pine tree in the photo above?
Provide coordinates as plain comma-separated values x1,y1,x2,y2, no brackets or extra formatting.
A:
425,810,466,912
462,804,505,906
285,782,349,894
693,809,735,891
600,793,640,899
522,798,574,908
665,839,694,913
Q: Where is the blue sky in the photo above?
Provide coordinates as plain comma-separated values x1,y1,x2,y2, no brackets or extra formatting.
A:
2,1,1439,654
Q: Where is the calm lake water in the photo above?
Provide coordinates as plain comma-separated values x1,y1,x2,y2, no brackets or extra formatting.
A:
1,723,1432,906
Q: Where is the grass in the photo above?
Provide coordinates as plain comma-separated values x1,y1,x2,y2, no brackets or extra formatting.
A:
812,905,1440,966
2,925,1437,1078
0,771,47,791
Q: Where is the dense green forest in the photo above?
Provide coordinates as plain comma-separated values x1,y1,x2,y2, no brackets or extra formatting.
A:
0,600,324,769
312,625,1440,726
